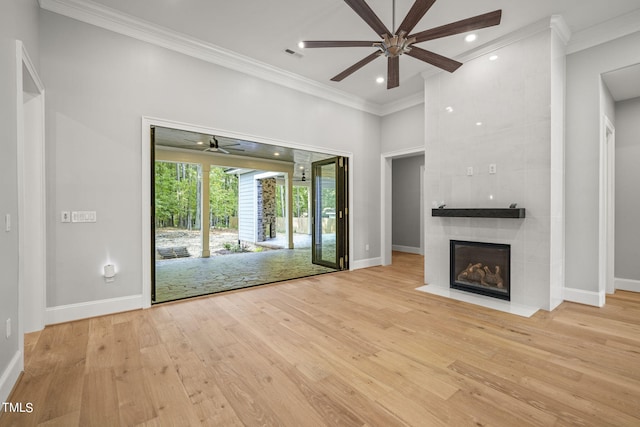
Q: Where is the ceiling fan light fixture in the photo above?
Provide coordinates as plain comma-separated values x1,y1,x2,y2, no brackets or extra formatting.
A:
375,32,415,58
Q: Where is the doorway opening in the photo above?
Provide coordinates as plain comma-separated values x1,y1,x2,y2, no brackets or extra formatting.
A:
381,149,425,266
17,41,46,336
150,125,349,303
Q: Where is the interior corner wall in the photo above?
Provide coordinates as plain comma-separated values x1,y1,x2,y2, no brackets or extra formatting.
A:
565,31,640,294
614,97,640,282
392,155,424,250
423,28,555,310
0,0,40,402
39,10,382,311
380,103,425,153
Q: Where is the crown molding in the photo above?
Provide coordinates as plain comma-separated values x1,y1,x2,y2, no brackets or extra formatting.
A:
550,15,571,46
566,8,640,55
379,92,424,116
41,0,639,117
38,0,387,115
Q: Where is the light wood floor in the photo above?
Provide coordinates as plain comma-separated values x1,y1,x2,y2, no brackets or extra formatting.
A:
2,252,640,426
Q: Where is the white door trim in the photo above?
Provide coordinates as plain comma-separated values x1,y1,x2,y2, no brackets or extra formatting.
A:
16,40,46,339
599,115,615,296
380,147,425,266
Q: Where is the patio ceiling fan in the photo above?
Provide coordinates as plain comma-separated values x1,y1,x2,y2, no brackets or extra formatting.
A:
185,136,245,154
293,170,307,182
300,0,502,89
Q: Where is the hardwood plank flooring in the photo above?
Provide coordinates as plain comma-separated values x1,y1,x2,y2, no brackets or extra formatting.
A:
2,252,640,426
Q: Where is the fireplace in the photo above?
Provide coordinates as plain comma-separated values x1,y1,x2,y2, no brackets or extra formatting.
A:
450,240,510,301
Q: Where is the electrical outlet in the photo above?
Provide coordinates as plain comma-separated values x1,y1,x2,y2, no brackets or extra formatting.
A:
6,318,11,339
489,164,497,174
467,167,473,176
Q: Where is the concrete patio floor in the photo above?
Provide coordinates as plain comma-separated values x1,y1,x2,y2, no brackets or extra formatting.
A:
154,246,336,303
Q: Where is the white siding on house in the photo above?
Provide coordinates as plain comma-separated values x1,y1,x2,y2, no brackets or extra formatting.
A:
238,173,257,243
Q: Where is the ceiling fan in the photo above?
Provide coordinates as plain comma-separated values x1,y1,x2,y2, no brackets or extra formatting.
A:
301,0,502,89
186,136,245,154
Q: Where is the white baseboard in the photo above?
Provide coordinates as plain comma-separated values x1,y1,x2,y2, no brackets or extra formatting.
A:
615,278,640,292
45,294,143,325
351,257,382,270
563,287,605,307
392,245,423,255
0,351,23,405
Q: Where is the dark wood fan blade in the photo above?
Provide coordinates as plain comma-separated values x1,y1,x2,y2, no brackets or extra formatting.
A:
331,51,381,82
395,0,436,35
344,0,391,37
406,46,462,72
302,41,379,48
387,56,399,89
410,10,502,43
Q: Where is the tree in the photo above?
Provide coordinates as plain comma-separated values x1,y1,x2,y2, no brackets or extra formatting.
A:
154,161,200,229
209,167,238,229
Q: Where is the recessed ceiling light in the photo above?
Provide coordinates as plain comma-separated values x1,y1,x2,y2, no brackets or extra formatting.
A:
489,54,498,61
476,122,483,126
376,76,385,84
465,34,477,43
274,152,280,156
445,106,454,113
298,41,305,49
196,141,204,145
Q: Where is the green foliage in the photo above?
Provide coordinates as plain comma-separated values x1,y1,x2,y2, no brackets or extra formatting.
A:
154,162,238,230
155,162,200,229
209,167,238,229
276,185,309,218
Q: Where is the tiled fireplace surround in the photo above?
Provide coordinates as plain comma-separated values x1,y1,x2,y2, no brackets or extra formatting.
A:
423,22,566,312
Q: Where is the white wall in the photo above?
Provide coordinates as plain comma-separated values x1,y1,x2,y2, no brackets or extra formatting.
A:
565,31,640,294
0,0,40,404
392,155,424,249
381,103,424,153
40,11,382,310
423,27,563,311
615,97,640,281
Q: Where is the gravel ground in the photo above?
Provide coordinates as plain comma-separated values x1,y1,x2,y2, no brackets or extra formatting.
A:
155,228,267,259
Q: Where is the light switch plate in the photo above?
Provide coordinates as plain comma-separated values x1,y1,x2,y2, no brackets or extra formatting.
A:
61,211,71,223
71,211,97,223
4,214,10,232
467,167,473,176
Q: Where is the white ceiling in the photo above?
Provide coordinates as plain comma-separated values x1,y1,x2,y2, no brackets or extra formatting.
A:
80,0,640,105
154,127,335,179
602,63,640,102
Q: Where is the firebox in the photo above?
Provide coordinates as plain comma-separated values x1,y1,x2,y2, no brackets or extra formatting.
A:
450,240,510,301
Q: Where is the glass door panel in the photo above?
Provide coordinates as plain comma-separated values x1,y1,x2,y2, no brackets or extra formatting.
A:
312,157,348,270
